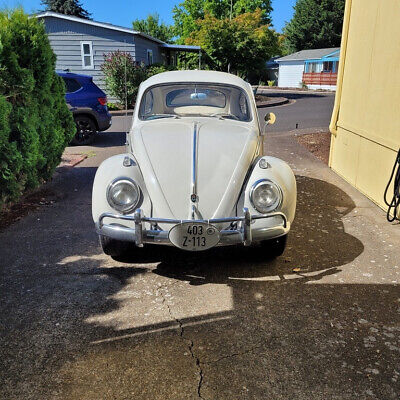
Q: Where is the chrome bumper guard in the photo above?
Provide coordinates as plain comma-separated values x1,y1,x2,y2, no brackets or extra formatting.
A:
96,207,288,247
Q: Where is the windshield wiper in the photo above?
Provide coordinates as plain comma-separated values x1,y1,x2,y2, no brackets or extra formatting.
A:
209,113,240,121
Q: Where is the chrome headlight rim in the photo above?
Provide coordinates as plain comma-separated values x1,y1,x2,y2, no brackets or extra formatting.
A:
106,177,141,214
250,179,283,214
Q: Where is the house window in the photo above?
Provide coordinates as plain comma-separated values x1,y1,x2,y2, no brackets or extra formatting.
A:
309,62,317,73
147,49,153,65
323,61,334,72
306,62,322,73
81,41,94,69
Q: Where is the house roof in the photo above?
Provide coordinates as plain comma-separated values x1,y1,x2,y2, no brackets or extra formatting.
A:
276,48,340,62
160,43,200,52
34,11,200,51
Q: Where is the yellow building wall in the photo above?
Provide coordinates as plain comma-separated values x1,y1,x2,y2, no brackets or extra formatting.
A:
329,0,400,210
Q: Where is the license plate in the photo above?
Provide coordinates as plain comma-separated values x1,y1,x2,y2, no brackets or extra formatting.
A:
169,222,220,251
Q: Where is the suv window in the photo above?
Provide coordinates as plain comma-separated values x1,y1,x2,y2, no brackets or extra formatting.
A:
63,78,82,93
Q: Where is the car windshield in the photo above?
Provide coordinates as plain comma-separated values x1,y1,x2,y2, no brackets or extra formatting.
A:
139,83,252,122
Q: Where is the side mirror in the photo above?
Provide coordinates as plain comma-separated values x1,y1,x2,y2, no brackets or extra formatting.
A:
264,112,276,125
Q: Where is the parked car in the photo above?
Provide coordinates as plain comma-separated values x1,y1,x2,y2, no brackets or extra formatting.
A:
57,71,112,145
92,71,297,258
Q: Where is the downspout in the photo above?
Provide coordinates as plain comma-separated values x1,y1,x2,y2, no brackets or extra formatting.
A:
329,0,353,137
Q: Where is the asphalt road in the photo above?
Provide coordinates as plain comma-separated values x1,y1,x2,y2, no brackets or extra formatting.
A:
1,96,399,400
258,91,335,133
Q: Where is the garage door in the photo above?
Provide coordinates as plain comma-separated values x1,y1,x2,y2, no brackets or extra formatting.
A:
278,61,305,88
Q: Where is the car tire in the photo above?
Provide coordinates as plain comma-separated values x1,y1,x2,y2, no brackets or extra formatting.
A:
99,235,132,258
258,234,288,258
72,116,97,145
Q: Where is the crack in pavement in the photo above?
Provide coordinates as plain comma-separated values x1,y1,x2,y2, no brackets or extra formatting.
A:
157,282,206,399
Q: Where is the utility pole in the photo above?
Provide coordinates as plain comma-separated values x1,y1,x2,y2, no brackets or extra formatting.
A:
230,0,233,20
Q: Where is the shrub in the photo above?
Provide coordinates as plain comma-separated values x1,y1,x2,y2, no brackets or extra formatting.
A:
0,9,75,209
267,80,275,87
101,51,147,107
300,81,308,89
101,54,178,107
106,102,122,111
146,63,176,79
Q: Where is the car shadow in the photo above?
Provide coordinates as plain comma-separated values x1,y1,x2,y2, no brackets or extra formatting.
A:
115,175,364,285
91,129,127,148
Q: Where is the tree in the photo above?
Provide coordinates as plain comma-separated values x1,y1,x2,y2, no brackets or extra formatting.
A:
101,51,147,107
132,13,174,43
40,0,91,19
283,0,345,53
186,9,278,79
0,9,75,208
173,0,272,42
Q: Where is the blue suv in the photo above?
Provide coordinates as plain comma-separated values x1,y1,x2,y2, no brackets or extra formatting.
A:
58,71,112,145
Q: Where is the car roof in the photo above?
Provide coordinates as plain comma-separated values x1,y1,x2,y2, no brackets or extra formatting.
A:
142,70,253,93
56,71,92,80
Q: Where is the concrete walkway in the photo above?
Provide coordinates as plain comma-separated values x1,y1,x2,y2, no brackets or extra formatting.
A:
0,121,399,400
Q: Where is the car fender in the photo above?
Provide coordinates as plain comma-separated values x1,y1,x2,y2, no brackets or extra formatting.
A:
241,156,297,230
92,154,151,229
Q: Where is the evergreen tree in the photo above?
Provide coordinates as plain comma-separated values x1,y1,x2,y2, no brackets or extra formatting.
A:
283,0,345,53
132,14,174,43
41,0,91,19
0,9,75,207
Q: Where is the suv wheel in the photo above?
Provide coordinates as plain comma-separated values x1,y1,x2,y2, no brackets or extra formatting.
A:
72,116,97,145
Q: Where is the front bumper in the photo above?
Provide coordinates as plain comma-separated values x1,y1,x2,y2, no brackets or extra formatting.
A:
96,208,289,248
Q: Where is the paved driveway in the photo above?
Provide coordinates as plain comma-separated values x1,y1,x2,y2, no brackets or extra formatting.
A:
0,106,399,399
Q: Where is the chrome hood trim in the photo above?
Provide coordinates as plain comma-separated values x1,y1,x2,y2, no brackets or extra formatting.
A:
131,118,259,223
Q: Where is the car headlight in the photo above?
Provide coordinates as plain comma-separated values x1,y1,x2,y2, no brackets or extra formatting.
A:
250,179,282,213
107,178,141,214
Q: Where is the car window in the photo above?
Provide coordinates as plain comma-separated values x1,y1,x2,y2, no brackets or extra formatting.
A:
139,83,252,122
63,78,82,93
166,89,226,108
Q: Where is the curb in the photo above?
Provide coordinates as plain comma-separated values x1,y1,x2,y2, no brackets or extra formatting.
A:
109,110,134,116
255,86,336,95
256,97,289,108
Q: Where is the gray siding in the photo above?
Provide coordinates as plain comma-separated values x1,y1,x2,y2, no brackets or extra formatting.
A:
134,35,162,65
43,17,136,93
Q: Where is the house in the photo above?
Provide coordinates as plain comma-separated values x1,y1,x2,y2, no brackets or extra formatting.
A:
35,12,200,94
276,48,340,90
329,0,399,212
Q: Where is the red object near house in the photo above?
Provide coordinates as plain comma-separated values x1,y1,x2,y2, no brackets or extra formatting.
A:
302,72,338,86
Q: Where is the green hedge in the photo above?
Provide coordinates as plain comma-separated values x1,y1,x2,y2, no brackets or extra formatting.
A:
101,51,177,106
0,9,75,209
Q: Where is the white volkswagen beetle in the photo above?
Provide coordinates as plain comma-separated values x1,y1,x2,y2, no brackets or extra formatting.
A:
92,71,296,257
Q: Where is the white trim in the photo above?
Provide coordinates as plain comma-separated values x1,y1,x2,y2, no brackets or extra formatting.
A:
80,41,94,69
147,49,153,65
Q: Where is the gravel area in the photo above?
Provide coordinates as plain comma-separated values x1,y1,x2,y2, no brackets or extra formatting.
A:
295,131,331,164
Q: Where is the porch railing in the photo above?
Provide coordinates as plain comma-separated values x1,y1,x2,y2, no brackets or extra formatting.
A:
302,72,338,86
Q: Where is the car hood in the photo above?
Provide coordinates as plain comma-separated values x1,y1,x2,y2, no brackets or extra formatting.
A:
132,118,259,221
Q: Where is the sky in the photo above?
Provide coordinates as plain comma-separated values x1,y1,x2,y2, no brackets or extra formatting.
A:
1,0,296,33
